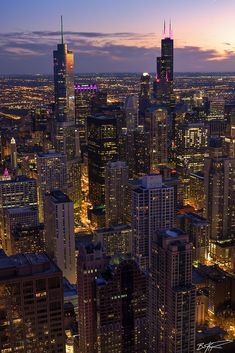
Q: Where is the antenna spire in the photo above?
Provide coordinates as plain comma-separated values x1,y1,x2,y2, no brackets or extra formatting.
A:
163,20,166,38
169,19,173,39
61,15,64,44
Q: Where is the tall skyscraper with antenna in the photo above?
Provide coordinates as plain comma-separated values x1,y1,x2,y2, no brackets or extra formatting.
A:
52,17,81,210
154,20,174,108
53,16,75,123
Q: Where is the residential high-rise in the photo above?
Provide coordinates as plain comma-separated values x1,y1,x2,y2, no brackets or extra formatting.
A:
124,95,139,131
87,115,118,207
10,137,17,170
177,212,210,263
149,228,196,353
145,106,168,171
105,160,129,227
44,190,76,283
139,73,151,125
95,257,147,353
132,174,175,270
37,150,67,219
0,251,65,353
204,140,235,241
77,243,106,353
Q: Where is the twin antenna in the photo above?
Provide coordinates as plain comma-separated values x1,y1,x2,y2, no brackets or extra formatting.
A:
163,20,173,39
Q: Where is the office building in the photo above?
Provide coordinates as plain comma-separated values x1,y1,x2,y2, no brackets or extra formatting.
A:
87,115,118,207
94,224,132,256
124,95,139,131
175,122,208,174
139,73,151,125
95,257,147,353
105,160,129,227
153,22,174,107
2,206,40,255
10,137,17,170
0,251,65,353
74,83,98,150
132,174,175,270
53,19,81,207
77,243,106,353
37,150,67,218
149,229,196,353
44,190,76,284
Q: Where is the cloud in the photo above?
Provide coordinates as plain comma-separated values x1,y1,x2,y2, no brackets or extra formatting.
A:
0,30,235,73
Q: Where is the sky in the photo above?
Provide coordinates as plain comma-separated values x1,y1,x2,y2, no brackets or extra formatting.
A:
1,0,235,74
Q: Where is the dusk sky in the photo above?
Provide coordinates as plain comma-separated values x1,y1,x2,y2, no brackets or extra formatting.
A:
1,0,235,74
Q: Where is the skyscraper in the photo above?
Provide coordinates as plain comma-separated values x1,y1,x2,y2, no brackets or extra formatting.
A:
53,18,81,208
0,251,65,353
95,257,147,352
124,95,139,131
44,190,76,283
10,137,17,170
74,83,98,152
87,115,118,207
53,17,75,124
145,106,168,171
132,174,175,270
77,243,106,353
139,73,151,125
154,22,174,107
149,228,196,353
105,160,129,227
37,150,67,219
204,140,235,241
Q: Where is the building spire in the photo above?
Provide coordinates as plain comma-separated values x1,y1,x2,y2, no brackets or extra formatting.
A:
163,20,166,39
61,15,64,44
169,19,173,39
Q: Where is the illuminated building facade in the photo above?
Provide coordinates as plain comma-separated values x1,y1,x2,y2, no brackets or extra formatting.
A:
10,137,17,170
87,115,118,207
74,83,98,151
175,122,208,174
77,243,106,353
105,160,129,227
132,174,175,270
149,229,196,353
0,252,65,353
145,106,168,171
37,150,67,219
124,95,139,131
139,73,151,125
153,22,174,107
95,258,147,353
204,142,235,241
177,212,210,263
44,190,76,284
94,224,132,256
53,21,81,207
2,206,40,255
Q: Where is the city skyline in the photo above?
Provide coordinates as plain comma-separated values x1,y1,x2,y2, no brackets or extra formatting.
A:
1,0,235,74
